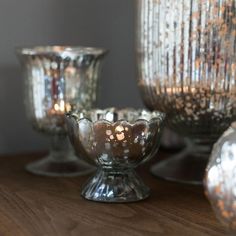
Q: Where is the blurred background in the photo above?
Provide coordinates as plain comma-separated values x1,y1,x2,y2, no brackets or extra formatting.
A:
0,0,143,154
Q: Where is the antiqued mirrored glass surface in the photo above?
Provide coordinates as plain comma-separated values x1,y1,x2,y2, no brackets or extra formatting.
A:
205,122,236,234
17,46,107,177
17,46,107,134
136,0,236,139
136,0,236,184
66,108,165,202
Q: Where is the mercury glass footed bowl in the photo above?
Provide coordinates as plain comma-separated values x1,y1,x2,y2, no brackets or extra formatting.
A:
66,108,165,203
136,0,236,184
16,46,107,177
205,122,236,234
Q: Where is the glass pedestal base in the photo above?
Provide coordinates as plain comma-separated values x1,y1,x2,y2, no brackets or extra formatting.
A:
81,168,150,203
151,144,209,185
26,154,95,177
26,134,95,177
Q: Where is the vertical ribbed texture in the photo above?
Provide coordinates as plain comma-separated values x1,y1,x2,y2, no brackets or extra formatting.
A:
136,0,236,141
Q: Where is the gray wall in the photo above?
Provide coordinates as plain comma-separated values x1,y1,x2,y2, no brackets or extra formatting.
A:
0,0,143,154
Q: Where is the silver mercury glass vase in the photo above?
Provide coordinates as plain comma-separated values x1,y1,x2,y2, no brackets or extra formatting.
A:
136,0,236,184
205,122,236,234
16,46,107,177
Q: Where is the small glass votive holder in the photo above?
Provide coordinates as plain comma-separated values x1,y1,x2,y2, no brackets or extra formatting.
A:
66,108,165,203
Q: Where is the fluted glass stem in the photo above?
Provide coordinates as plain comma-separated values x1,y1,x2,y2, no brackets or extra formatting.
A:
81,168,150,202
49,135,75,162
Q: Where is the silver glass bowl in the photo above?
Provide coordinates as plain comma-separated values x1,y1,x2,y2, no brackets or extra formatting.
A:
66,108,165,203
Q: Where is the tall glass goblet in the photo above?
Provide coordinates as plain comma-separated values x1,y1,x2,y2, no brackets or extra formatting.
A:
17,46,107,177
136,0,236,184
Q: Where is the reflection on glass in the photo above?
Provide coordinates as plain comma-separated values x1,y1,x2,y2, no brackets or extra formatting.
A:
17,46,107,177
136,0,236,183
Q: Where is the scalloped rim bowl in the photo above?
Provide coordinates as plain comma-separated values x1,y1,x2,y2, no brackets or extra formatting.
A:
66,108,166,203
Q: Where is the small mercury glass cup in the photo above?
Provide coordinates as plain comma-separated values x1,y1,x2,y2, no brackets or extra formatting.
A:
66,108,165,203
16,46,107,177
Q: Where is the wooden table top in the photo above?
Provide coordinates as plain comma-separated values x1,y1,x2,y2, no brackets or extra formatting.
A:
0,152,226,236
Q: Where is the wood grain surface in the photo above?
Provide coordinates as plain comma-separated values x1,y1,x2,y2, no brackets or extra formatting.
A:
0,152,226,236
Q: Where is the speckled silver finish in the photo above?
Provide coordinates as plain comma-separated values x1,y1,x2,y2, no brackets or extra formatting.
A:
17,46,107,177
136,0,236,143
205,122,236,233
66,108,165,202
17,46,107,134
135,0,236,183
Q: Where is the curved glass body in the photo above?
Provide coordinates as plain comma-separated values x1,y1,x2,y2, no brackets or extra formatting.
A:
205,122,236,234
17,46,107,135
17,46,107,176
66,108,165,202
136,0,236,143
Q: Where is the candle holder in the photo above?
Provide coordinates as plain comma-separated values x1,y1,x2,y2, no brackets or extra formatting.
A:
16,46,107,177
66,108,165,202
205,122,236,234
136,0,236,184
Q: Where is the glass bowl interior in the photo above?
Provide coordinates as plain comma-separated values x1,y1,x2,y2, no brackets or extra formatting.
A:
68,108,165,124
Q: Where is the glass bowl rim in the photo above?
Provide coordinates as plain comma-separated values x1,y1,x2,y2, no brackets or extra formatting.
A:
66,108,166,125
15,45,108,57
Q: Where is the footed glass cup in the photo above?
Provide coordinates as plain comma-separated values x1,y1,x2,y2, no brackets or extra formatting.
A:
17,46,107,177
136,0,236,184
66,108,165,202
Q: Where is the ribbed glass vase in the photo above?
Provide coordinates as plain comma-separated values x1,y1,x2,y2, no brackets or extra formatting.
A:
136,0,236,184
